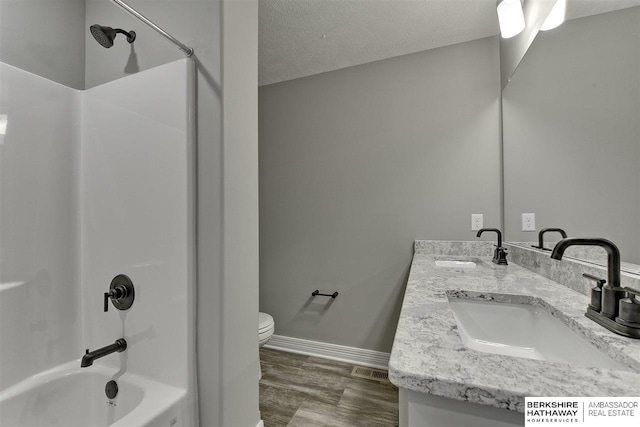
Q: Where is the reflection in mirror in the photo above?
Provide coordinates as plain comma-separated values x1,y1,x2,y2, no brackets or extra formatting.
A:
502,5,640,270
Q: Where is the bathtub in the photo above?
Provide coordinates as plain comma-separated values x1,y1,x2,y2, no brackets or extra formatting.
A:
0,361,187,427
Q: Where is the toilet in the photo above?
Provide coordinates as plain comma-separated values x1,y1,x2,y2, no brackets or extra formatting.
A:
258,312,275,379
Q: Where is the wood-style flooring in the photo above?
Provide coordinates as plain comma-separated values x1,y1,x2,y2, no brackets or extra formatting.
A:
259,348,399,427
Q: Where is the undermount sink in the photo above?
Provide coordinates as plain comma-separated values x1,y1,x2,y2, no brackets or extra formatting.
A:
435,260,476,268
447,296,629,371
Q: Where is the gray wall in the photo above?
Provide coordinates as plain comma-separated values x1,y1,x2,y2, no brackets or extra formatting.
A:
0,0,86,89
259,36,501,352
84,0,194,88
503,8,640,263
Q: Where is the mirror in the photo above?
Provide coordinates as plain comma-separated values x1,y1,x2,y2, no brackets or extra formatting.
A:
502,3,640,270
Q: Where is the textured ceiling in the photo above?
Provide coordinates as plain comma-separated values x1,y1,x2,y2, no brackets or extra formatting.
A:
565,0,640,20
259,0,640,86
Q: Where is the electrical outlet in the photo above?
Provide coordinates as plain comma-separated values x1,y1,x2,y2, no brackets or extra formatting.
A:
471,214,483,231
522,213,536,231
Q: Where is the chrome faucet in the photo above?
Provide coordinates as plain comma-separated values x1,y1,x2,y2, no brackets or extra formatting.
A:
476,228,508,265
551,238,625,319
533,227,567,251
81,339,127,368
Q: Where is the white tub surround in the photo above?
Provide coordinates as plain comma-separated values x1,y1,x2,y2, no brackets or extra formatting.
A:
389,241,640,426
0,62,81,390
80,58,196,396
0,59,197,426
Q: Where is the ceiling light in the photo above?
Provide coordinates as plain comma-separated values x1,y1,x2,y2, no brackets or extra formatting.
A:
540,0,566,31
497,0,526,39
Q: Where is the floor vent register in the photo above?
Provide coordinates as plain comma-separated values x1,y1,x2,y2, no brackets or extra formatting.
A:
350,366,390,383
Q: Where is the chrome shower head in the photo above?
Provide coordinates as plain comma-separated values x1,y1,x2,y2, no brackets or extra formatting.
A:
90,25,136,48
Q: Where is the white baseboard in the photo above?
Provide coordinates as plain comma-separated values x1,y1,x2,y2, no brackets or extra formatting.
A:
264,335,390,370
256,421,264,427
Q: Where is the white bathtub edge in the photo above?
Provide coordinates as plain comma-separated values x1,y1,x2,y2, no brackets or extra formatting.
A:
0,360,188,427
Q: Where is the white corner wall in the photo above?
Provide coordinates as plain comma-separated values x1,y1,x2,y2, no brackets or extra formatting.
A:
210,0,261,425
0,62,81,389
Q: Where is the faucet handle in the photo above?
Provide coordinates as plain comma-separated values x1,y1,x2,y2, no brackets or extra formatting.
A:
583,273,606,287
104,275,135,313
583,273,606,312
493,246,508,265
617,288,640,327
624,287,640,296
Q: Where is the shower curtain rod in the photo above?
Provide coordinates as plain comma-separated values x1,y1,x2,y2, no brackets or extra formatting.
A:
110,0,194,57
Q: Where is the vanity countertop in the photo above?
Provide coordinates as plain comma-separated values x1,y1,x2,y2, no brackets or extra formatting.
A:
388,242,640,412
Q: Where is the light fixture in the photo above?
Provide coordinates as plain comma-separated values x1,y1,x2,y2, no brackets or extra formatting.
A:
497,0,526,39
540,0,566,31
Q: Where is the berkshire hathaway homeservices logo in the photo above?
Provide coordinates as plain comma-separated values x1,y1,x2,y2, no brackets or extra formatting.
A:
525,397,639,426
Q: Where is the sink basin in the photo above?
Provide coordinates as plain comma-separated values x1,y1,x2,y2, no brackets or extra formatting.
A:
435,261,476,268
448,297,628,370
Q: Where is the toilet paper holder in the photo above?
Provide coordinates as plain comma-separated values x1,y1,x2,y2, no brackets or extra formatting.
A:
312,290,339,298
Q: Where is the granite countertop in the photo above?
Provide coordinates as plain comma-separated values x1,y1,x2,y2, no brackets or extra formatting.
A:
388,242,640,413
509,241,640,276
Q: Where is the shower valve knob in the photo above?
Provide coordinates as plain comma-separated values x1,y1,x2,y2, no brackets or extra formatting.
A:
103,286,126,311
103,275,135,312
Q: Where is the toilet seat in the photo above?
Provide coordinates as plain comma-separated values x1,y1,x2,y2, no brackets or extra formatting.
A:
259,323,274,337
258,313,275,349
259,312,274,332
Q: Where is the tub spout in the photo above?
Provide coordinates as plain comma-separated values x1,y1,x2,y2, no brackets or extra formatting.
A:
81,339,127,368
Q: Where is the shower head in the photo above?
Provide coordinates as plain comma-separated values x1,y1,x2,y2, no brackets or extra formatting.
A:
90,25,136,48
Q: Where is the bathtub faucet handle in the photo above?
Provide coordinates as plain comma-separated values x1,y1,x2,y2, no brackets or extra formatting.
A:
104,286,127,312
103,274,135,313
